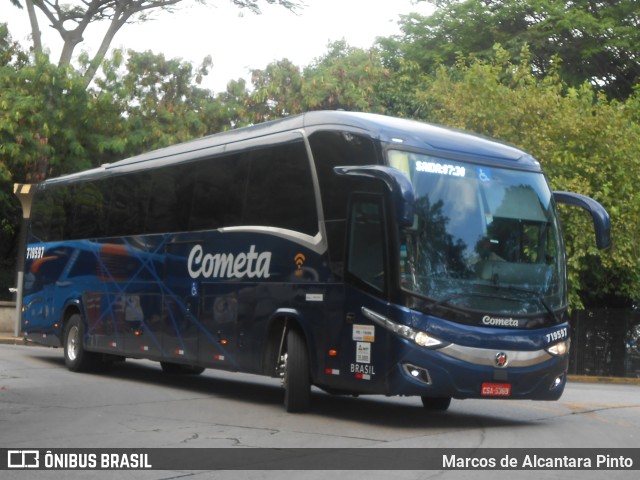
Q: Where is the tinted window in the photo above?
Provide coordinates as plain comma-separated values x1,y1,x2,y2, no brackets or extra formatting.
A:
243,141,318,235
309,130,381,276
347,196,387,293
30,186,52,242
146,165,191,234
187,154,247,231
68,182,108,239
30,139,319,240
310,131,379,222
107,172,151,237
30,185,68,242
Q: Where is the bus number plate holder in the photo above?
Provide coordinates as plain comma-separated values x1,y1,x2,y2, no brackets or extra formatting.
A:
481,383,511,397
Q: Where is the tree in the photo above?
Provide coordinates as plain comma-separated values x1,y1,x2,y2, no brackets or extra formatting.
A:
301,41,389,113
244,41,392,122
94,48,227,155
382,0,640,99
246,58,304,122
9,0,304,88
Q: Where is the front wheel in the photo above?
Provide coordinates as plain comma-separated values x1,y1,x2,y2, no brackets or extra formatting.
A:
283,328,311,413
421,396,451,412
64,314,98,372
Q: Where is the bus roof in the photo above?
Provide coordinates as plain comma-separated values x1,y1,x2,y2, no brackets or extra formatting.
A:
44,111,540,186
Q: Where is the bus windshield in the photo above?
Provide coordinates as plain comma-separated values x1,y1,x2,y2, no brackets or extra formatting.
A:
390,150,566,317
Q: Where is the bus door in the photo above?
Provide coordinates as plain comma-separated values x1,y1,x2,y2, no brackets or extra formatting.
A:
163,241,200,365
110,240,165,361
335,194,391,392
198,284,244,371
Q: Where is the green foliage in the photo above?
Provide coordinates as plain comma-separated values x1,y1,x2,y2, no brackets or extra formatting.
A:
93,49,223,155
245,42,391,121
390,0,640,99
300,41,389,113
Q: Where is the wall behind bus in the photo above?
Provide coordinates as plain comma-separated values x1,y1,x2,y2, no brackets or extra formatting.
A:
0,301,15,334
570,308,640,378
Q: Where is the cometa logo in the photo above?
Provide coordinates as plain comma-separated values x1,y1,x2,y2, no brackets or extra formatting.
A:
188,245,272,279
482,316,519,327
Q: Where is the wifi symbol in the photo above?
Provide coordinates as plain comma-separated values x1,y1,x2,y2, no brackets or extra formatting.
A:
294,253,306,269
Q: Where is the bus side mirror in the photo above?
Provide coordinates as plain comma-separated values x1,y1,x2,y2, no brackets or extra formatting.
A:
334,165,415,227
553,191,611,250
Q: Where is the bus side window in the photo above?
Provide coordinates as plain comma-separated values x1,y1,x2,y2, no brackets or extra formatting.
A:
146,167,187,235
308,130,381,278
188,154,246,231
346,195,387,294
243,141,318,235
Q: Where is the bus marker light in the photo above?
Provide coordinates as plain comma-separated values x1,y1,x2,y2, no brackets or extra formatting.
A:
214,355,225,361
140,345,149,351
175,349,185,355
325,368,339,375
328,349,337,357
220,339,228,345
110,342,117,348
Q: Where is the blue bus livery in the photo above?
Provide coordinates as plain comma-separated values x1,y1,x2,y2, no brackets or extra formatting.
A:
20,111,610,412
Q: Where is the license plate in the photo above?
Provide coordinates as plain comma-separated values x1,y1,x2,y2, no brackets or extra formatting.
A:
481,383,511,397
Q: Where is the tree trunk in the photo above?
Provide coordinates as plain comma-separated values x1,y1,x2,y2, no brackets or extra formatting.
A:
25,0,42,54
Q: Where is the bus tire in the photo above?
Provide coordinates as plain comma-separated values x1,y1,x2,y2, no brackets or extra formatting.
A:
284,328,311,413
421,396,451,411
64,314,97,372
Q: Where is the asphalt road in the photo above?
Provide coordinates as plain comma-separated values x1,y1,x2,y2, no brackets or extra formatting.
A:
1,343,638,479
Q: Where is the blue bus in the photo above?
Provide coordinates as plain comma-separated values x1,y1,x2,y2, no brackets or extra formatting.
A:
20,111,610,412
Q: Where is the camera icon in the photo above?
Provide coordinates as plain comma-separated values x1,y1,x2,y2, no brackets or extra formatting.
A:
7,450,40,468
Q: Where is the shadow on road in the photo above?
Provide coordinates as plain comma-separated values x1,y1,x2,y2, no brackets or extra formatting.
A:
28,348,539,430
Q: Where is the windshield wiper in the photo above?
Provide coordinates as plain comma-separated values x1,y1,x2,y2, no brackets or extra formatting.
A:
489,285,561,324
429,288,560,324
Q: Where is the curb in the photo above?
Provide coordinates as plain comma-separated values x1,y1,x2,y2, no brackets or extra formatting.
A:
2,334,639,385
0,335,29,346
566,374,640,385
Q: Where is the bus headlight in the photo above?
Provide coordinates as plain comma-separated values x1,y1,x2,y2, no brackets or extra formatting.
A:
414,331,445,348
361,307,447,349
546,339,570,356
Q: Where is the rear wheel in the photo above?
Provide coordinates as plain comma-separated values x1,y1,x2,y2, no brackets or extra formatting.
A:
421,396,451,411
283,328,311,413
64,314,98,372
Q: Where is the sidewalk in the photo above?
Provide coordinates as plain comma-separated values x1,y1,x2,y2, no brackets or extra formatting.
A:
1,330,638,385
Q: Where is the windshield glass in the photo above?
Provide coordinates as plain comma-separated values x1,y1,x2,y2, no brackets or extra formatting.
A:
390,150,566,317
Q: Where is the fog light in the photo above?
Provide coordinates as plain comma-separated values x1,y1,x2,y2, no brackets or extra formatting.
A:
403,363,432,385
550,374,564,390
